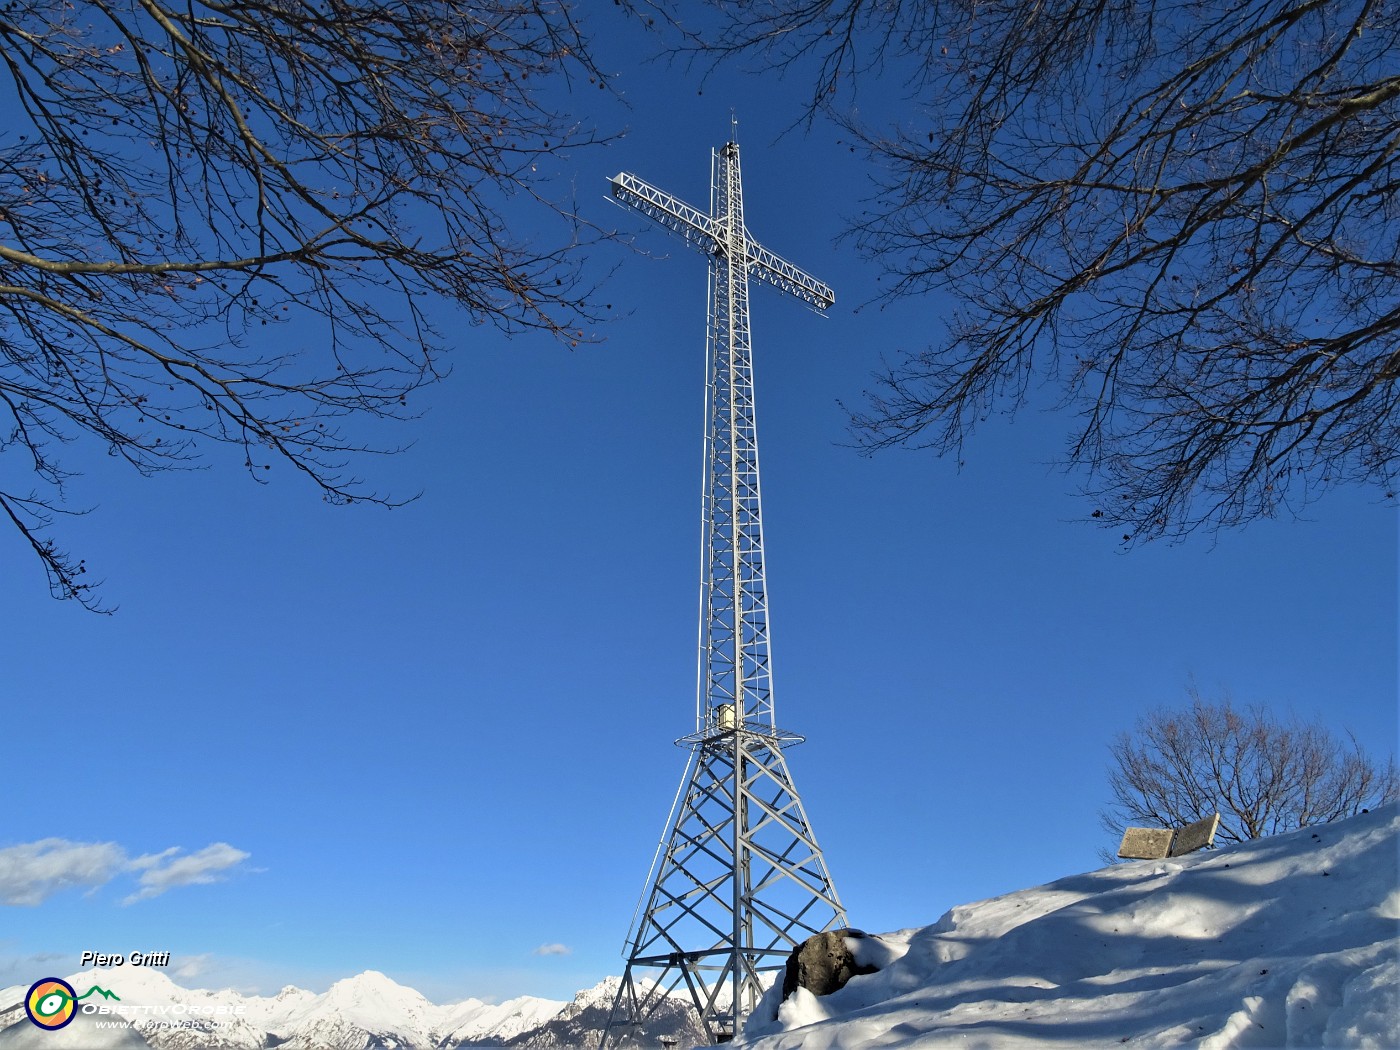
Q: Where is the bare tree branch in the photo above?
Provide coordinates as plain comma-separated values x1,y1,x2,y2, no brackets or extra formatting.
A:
666,0,1400,542
0,0,615,610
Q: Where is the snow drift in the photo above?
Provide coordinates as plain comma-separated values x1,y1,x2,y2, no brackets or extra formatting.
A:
740,804,1399,1048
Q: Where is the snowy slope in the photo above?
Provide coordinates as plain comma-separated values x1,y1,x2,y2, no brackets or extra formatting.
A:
740,804,1400,1049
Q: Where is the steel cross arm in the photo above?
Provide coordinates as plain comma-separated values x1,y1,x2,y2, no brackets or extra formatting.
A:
609,172,835,313
746,241,835,312
610,172,718,256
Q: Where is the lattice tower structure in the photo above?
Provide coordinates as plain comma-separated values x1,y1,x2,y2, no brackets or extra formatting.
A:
600,137,846,1047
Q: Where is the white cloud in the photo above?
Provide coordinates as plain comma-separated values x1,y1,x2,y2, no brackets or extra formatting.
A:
123,843,251,905
0,839,127,905
170,953,213,982
0,838,252,906
532,943,572,957
128,847,181,871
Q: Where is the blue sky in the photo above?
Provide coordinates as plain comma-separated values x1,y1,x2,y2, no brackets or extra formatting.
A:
2,5,1395,1006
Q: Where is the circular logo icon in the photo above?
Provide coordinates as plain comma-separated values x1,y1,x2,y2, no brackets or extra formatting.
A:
25,977,78,1030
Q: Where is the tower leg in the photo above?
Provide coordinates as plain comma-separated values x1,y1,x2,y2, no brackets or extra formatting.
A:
601,729,845,1047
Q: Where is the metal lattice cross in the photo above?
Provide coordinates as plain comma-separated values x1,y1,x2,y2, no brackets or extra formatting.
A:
602,133,846,1047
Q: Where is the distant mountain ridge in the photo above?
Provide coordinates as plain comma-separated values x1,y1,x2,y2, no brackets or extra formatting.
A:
0,968,590,1050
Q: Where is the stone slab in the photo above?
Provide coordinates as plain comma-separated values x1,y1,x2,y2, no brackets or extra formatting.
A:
1117,827,1174,860
1170,812,1221,856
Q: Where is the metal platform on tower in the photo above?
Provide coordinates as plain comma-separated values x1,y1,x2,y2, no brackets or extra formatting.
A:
600,128,847,1048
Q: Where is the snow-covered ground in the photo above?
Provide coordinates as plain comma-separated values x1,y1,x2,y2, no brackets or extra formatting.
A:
2,805,1394,1048
740,804,1399,1049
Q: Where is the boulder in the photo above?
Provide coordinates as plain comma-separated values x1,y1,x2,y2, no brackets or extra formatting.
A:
780,929,879,999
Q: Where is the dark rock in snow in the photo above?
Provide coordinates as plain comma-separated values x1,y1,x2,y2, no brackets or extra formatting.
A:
781,929,880,999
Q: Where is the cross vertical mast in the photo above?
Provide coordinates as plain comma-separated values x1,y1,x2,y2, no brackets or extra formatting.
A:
602,133,844,1047
704,140,772,733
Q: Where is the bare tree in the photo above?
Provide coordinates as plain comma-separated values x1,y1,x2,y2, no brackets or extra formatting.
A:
1,0,612,610
1101,689,1398,849
656,0,1400,543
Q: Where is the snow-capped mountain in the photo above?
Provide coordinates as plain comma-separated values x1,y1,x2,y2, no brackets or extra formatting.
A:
271,970,441,1049
438,993,567,1047
0,969,570,1050
503,976,707,1048
224,983,319,1033
2,804,1394,1049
